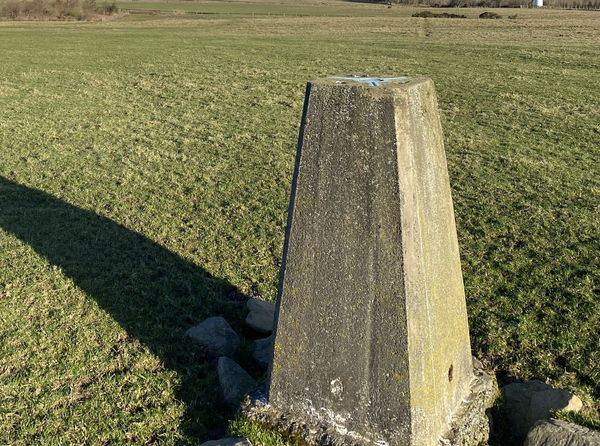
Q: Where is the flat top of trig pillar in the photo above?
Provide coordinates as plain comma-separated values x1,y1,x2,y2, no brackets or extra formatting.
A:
311,74,429,88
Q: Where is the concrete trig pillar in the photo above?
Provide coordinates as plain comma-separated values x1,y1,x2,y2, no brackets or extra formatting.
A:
245,75,496,446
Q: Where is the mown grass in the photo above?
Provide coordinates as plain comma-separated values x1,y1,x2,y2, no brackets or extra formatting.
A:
0,3,599,445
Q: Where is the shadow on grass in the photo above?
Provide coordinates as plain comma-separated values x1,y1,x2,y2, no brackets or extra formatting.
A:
0,176,249,443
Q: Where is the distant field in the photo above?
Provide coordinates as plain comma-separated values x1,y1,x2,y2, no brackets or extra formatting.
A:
115,0,600,18
116,0,393,16
0,3,599,445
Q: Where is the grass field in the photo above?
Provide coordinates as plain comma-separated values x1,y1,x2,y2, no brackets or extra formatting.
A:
0,2,599,445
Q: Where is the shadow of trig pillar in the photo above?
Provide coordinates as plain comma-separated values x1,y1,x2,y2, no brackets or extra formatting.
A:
248,75,496,446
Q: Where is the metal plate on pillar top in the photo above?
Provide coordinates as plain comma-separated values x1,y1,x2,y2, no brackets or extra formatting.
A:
330,75,411,86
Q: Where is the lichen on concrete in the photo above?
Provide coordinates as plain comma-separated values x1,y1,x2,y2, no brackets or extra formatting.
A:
242,358,497,446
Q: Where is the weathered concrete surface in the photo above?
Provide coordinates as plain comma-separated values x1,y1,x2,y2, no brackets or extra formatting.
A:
245,75,496,445
502,380,583,439
243,357,496,446
440,357,497,446
525,419,600,446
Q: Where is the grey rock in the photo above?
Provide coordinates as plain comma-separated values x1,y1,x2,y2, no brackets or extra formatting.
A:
502,380,583,438
199,438,252,446
252,335,273,369
525,419,600,446
245,298,275,333
217,357,257,407
185,317,239,357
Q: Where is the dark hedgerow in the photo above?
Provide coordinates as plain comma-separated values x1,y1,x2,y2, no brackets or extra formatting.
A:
480,11,503,18
412,10,467,17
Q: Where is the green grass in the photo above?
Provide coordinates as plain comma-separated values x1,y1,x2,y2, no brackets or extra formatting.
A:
554,409,600,431
228,418,299,446
1,3,599,444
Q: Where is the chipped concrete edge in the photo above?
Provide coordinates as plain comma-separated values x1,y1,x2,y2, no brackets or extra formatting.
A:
240,382,368,446
240,358,498,446
440,358,499,446
240,382,334,446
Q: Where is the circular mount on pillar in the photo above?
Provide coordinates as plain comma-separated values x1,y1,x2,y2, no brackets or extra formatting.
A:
330,74,411,87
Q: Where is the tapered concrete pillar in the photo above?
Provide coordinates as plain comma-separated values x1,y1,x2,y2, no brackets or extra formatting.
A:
244,75,496,446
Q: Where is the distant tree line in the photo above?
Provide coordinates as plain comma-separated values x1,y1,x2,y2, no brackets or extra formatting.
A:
0,0,118,20
389,0,600,8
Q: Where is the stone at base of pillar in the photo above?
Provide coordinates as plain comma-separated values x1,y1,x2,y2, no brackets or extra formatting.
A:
240,358,497,446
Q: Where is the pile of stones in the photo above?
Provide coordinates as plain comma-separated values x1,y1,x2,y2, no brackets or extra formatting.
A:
187,297,598,446
185,298,274,408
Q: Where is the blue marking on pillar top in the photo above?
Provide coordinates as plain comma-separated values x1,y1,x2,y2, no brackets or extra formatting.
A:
331,76,410,87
